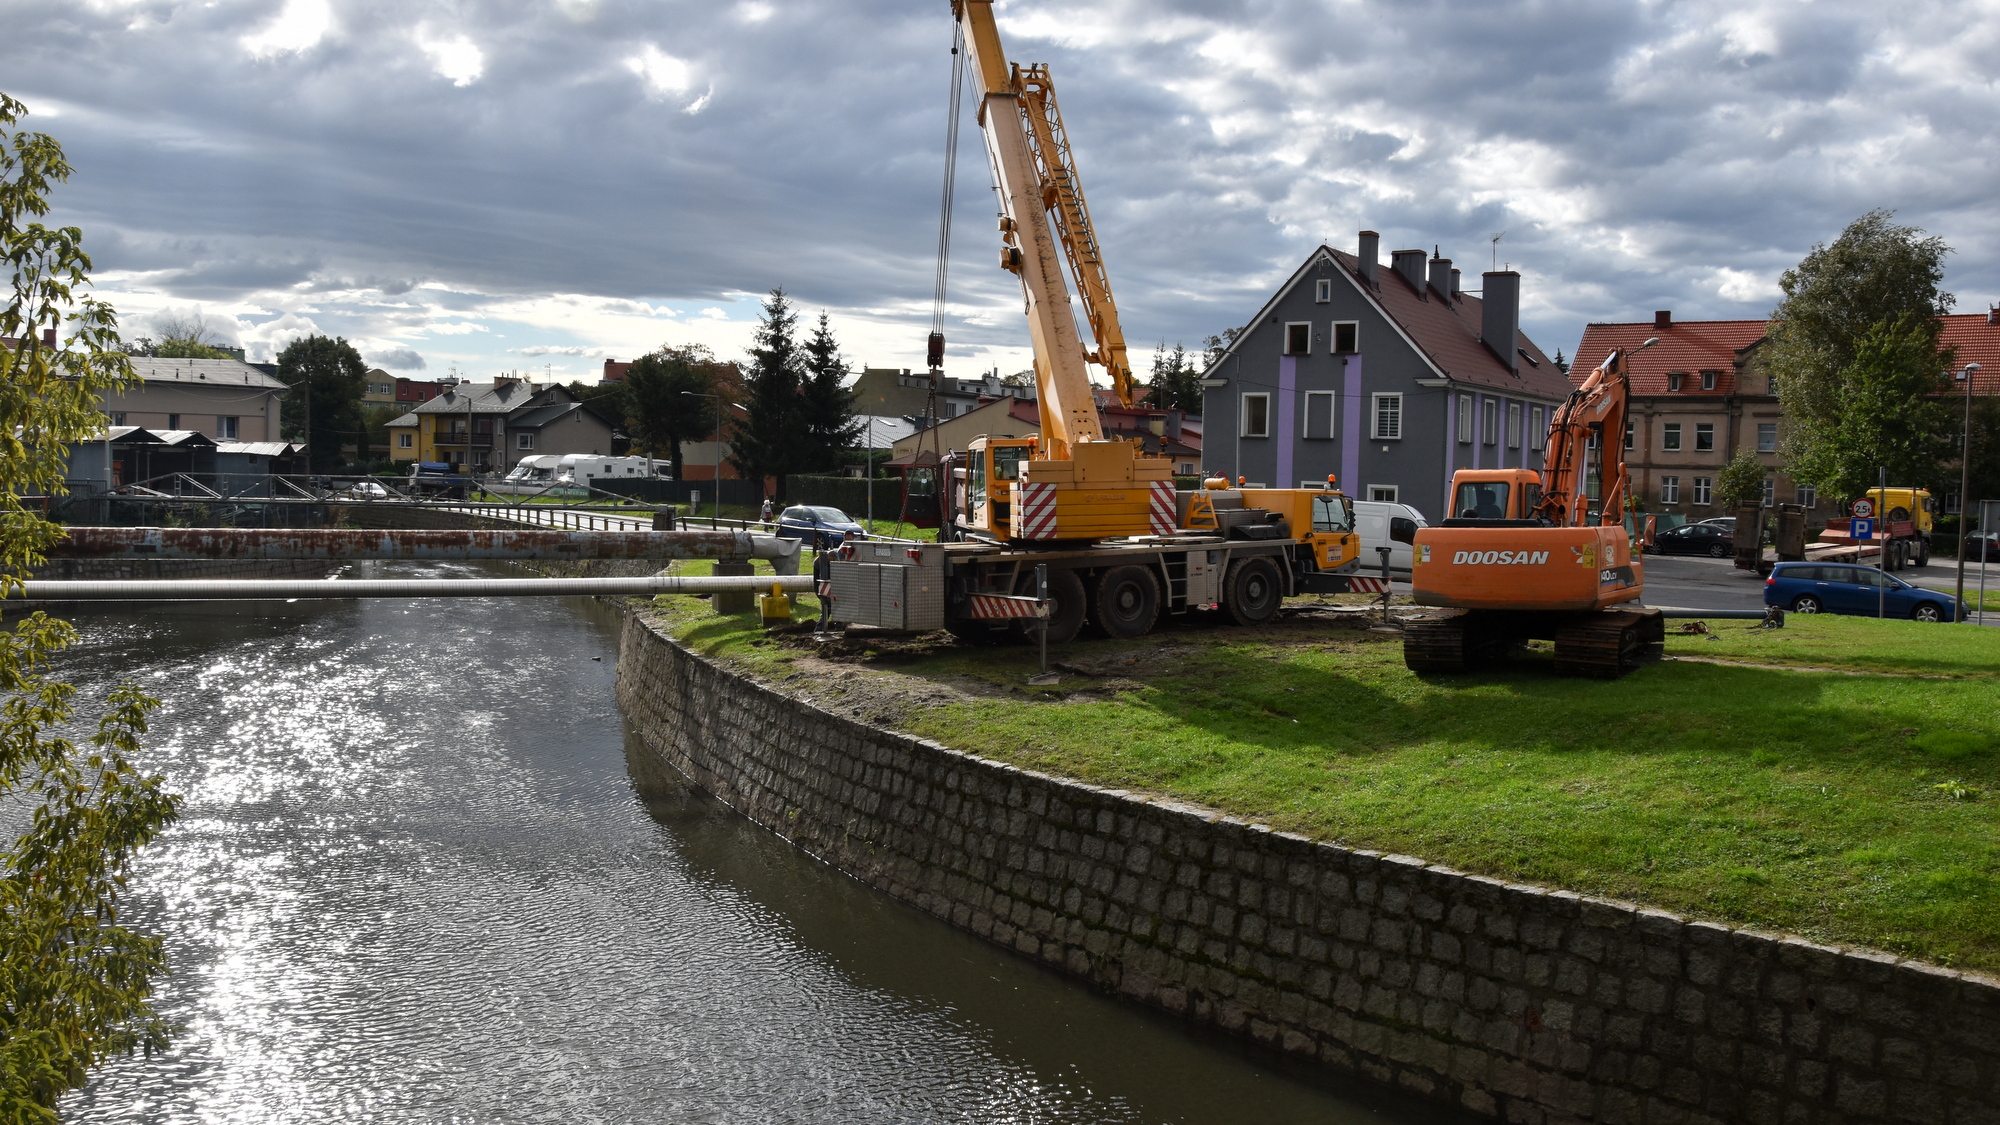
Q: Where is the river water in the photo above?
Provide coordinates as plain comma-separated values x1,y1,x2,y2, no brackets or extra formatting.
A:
53,563,1452,1124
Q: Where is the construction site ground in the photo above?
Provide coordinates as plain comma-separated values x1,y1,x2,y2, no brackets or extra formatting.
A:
642,558,2000,973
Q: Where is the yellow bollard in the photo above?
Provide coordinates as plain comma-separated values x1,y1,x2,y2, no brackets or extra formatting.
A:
758,581,792,627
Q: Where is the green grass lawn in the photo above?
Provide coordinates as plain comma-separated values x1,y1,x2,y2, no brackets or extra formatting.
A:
644,591,2000,971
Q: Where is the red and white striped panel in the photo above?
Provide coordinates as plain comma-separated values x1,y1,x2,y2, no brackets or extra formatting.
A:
1148,480,1177,536
1017,481,1059,539
816,581,832,598
1346,576,1390,594
967,593,1048,619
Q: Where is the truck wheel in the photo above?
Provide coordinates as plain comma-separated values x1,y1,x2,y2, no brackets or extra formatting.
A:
1915,538,1931,566
1791,595,1822,614
1015,569,1087,644
1223,556,1283,626
1093,566,1160,639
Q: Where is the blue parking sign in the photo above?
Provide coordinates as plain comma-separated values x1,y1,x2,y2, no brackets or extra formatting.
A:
1851,518,1875,540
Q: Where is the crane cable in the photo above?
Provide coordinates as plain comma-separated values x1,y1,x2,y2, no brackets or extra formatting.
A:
924,22,967,469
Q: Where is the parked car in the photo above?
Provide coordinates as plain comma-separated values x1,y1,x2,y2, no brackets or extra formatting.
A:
1647,521,1734,558
1765,562,1964,621
1698,517,1736,533
774,505,866,548
1962,531,1999,562
1352,500,1428,573
339,480,389,499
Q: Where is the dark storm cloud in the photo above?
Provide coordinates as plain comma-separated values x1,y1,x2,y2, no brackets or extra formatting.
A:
368,347,426,370
9,0,1999,367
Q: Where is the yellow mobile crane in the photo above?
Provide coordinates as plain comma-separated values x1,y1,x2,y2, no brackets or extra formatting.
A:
816,4,1368,644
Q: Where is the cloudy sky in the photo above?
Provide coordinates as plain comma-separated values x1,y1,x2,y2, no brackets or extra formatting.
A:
14,0,2000,383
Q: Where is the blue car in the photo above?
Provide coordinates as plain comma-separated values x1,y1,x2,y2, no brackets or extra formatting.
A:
774,505,866,549
1764,562,1964,622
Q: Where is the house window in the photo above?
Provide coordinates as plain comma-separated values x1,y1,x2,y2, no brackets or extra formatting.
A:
1332,322,1358,353
517,432,535,450
1660,476,1680,504
110,412,126,426
166,413,180,430
1314,279,1332,303
1762,478,1775,507
1663,422,1682,451
1369,485,1398,502
1701,370,1718,391
1242,393,1270,437
1303,392,1335,439
1797,484,1816,508
1693,476,1713,505
1757,423,1777,453
1457,395,1473,444
216,416,239,439
1481,399,1498,445
1668,372,1684,392
1284,323,1311,355
1507,403,1522,449
1695,422,1714,451
1529,407,1545,450
397,433,413,449
1623,419,1634,450
1370,393,1402,440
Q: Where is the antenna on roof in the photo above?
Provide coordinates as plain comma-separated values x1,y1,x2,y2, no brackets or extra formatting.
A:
1490,231,1505,272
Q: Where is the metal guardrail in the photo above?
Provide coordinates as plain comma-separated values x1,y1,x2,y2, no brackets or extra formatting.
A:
8,575,814,602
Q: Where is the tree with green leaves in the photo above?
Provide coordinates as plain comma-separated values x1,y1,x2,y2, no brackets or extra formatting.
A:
1,90,183,1119
1767,210,1956,497
1147,342,1202,414
624,344,718,480
1201,327,1242,373
798,312,860,473
729,289,807,499
275,335,367,472
1785,316,1955,498
1716,448,1769,509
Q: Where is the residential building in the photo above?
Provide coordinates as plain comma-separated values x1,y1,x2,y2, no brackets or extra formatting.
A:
96,357,289,444
361,370,450,408
602,358,632,383
1200,233,1571,520
850,366,1037,425
385,379,616,471
885,393,1200,475
889,397,1040,462
1576,306,2000,518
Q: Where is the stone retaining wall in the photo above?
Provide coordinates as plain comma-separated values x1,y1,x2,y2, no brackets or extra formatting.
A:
616,611,2000,1125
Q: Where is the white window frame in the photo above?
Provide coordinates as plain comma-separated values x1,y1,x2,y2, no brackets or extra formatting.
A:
1660,476,1680,504
216,415,239,439
1507,403,1522,449
1282,322,1312,355
1623,419,1634,450
1695,422,1715,452
1762,477,1774,507
1668,372,1684,392
111,412,127,426
1662,422,1682,452
517,432,535,450
397,432,413,449
1481,399,1498,445
1303,391,1336,440
1331,321,1359,353
1368,485,1399,503
1757,423,1777,453
1314,279,1332,303
1456,395,1473,444
1701,370,1718,391
1241,392,1271,438
1529,407,1545,450
1370,393,1402,440
1797,483,1817,509
1693,476,1713,506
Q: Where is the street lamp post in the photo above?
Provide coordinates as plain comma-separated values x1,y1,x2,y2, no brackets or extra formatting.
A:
864,416,875,533
1956,362,1982,621
680,391,721,524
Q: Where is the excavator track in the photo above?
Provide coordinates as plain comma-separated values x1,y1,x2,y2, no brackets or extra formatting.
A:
1552,608,1664,679
1402,614,1521,673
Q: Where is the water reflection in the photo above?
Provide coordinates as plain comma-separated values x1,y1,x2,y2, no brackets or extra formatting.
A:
54,564,1453,1124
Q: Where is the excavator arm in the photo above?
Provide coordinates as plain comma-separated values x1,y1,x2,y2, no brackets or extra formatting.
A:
1534,344,1648,527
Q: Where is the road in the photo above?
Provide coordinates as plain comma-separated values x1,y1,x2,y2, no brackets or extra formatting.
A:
1638,552,2000,626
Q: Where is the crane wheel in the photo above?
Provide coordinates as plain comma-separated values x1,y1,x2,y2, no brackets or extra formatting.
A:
1222,556,1283,626
1014,569,1088,644
1553,609,1665,679
1093,565,1161,639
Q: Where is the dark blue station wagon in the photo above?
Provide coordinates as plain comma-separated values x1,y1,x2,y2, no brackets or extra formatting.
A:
1764,562,1964,622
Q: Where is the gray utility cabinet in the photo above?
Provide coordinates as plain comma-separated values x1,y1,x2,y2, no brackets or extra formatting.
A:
828,543,947,631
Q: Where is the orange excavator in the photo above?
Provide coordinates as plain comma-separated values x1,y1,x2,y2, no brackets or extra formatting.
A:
1401,340,1666,678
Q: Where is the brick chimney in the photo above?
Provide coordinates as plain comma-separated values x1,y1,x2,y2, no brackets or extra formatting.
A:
1482,271,1520,373
1392,249,1427,293
1357,230,1380,286
1654,309,1672,331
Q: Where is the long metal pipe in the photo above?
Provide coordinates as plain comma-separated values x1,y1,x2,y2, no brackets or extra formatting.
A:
47,527,802,572
8,575,815,602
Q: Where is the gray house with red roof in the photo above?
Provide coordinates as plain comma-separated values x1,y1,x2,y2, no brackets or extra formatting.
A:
1199,232,1573,522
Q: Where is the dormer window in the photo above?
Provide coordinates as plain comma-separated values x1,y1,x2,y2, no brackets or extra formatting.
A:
1700,370,1718,391
1667,372,1684,392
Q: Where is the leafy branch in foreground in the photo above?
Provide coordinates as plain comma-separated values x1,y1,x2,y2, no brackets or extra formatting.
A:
0,89,183,1119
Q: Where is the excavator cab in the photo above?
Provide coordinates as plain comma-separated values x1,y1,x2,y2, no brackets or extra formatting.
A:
1445,469,1544,523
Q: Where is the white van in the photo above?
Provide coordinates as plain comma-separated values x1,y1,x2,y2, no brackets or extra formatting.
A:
1352,500,1429,574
